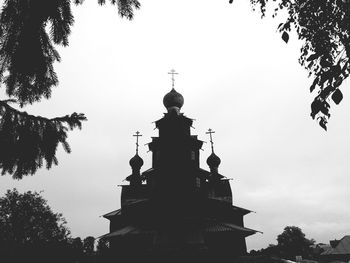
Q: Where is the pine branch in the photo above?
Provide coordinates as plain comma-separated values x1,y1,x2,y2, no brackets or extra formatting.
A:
76,0,141,20
0,0,74,106
0,100,87,179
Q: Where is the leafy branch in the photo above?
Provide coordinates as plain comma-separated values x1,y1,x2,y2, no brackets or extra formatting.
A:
248,0,350,130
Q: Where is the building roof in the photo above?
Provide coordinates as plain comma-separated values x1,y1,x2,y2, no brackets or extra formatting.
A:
102,209,121,219
231,205,254,215
99,225,155,239
204,221,260,236
322,236,350,255
100,220,260,240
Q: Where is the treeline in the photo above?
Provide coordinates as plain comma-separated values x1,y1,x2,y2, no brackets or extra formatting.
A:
0,236,110,263
0,189,110,263
248,226,328,262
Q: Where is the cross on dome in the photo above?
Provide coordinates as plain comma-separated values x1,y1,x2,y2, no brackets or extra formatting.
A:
133,131,142,154
168,69,178,89
163,69,184,113
206,128,216,153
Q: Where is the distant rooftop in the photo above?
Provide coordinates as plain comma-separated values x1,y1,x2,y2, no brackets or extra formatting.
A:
322,236,350,255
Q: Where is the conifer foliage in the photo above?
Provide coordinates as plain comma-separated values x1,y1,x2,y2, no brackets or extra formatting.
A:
249,0,350,130
77,0,141,20
0,0,139,179
0,100,86,179
0,0,74,105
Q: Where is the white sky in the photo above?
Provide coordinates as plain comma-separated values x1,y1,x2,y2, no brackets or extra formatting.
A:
1,0,350,251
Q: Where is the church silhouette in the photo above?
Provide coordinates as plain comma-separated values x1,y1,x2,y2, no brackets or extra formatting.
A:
101,72,258,262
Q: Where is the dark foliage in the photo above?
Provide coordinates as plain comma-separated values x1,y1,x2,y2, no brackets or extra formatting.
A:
249,226,315,261
0,0,74,105
249,0,350,130
0,0,139,179
83,236,95,256
77,0,141,20
96,237,110,254
277,226,315,260
0,0,140,106
0,189,70,245
0,189,105,263
0,100,86,179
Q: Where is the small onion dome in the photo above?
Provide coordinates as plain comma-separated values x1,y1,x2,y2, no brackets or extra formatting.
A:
129,153,144,170
163,88,184,112
207,152,221,168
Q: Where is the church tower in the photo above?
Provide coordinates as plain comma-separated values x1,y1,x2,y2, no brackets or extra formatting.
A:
102,71,258,263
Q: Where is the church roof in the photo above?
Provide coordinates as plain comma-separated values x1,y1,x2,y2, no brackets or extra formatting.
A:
99,221,259,240
99,225,155,239
155,112,193,128
322,236,350,255
206,198,254,215
204,221,260,236
102,209,121,219
231,205,254,215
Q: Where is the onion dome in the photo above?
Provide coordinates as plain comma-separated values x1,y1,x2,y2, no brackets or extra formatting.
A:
129,153,144,170
163,88,184,113
207,152,221,169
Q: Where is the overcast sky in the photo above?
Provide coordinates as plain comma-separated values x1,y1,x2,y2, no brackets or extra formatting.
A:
1,0,350,251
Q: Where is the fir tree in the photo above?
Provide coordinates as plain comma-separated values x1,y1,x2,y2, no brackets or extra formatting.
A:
0,0,140,179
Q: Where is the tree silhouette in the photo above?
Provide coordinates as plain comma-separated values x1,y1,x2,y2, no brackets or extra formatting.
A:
248,0,350,130
0,100,86,179
0,189,70,262
96,237,111,262
0,0,140,178
83,236,95,256
68,237,84,262
248,226,315,261
0,188,69,244
276,226,315,260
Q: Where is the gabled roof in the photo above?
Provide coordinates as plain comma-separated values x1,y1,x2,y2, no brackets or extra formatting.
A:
322,236,350,255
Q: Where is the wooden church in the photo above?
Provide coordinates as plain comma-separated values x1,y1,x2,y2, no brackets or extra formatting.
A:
102,73,258,262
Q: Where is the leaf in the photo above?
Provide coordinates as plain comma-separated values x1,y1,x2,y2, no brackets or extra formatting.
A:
307,53,320,62
310,99,322,119
318,117,327,131
319,102,330,117
333,77,343,88
319,71,333,89
331,89,343,105
310,77,319,92
282,31,289,43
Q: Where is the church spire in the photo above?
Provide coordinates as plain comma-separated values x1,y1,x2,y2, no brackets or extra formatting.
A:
206,128,221,174
127,131,144,185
